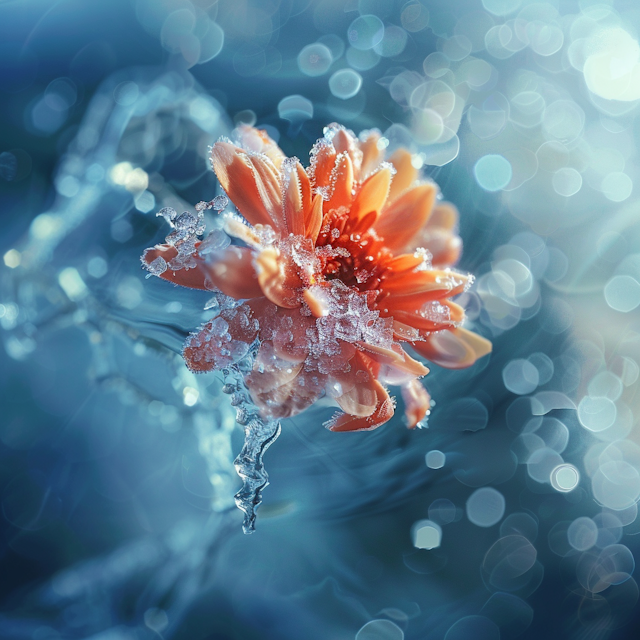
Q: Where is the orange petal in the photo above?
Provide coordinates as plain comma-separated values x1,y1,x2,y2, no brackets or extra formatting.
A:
386,300,465,331
348,165,392,228
210,141,284,233
412,327,492,369
255,246,301,308
387,149,417,202
236,125,286,169
328,381,395,432
401,379,431,428
306,193,323,243
359,130,384,178
142,244,208,290
331,349,383,416
429,202,458,230
335,375,379,417
309,141,337,189
282,159,311,236
385,253,426,273
302,285,329,318
421,229,462,267
332,126,362,176
405,201,462,266
374,183,437,252
355,341,429,382
382,269,471,299
325,153,354,211
204,246,263,299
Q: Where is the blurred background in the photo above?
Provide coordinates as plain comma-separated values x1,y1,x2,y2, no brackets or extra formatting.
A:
1,0,640,638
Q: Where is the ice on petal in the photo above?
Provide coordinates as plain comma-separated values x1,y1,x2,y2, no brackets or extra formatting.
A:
142,256,167,277
199,229,231,256
156,207,178,226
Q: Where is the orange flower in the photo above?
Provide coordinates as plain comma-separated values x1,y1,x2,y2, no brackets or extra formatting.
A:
142,124,491,432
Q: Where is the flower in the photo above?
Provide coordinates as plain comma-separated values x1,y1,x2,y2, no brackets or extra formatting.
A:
142,124,491,432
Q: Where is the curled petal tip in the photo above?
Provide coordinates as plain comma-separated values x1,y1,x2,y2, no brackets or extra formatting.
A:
401,379,431,429
413,327,492,370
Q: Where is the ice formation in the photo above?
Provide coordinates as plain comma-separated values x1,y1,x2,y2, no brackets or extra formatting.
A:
142,123,492,530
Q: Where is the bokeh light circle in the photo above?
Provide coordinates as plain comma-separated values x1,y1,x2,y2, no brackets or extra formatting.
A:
426,449,446,469
348,15,385,51
578,396,617,432
298,43,333,76
604,275,640,312
552,168,582,197
328,69,363,99
412,519,443,549
550,464,580,492
467,488,506,527
474,154,513,191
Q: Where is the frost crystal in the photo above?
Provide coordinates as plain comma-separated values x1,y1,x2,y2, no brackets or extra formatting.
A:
183,307,258,371
143,256,167,278
420,301,452,324
212,195,228,210
159,208,206,271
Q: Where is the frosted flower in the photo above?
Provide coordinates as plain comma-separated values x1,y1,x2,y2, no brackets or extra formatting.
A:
142,124,491,431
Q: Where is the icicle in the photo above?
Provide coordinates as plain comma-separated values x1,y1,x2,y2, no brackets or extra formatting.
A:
233,416,281,534
221,353,280,534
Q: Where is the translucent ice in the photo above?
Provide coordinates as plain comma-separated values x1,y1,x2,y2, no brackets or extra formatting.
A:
234,416,281,534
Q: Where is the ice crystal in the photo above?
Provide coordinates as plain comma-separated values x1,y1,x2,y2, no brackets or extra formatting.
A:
143,256,167,278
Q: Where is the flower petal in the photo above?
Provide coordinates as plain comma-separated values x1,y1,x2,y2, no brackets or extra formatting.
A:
328,382,395,432
236,125,286,169
309,140,337,189
335,377,379,417
325,152,354,212
355,341,429,382
306,193,324,244
374,183,437,252
387,300,465,331
387,148,417,202
348,165,392,229
255,246,301,308
401,379,431,428
429,202,458,230
419,229,462,267
270,308,315,363
359,130,384,178
282,159,311,236
142,244,208,290
385,253,426,273
331,126,362,176
412,327,492,369
381,269,471,299
250,368,326,419
210,141,284,233
205,246,263,299
407,202,462,266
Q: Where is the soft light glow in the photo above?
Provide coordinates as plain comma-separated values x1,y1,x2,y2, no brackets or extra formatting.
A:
583,28,640,102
